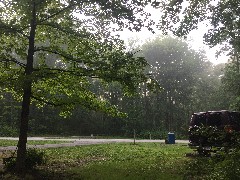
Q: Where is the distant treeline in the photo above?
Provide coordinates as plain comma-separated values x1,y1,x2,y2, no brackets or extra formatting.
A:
0,37,235,139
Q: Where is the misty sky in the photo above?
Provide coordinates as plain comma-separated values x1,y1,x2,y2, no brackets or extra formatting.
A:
118,5,229,65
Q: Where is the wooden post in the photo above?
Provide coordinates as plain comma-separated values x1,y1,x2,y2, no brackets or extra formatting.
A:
133,129,136,145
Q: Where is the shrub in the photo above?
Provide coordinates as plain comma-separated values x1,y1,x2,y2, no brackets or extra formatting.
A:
184,149,240,179
0,125,18,137
4,148,46,171
209,149,240,179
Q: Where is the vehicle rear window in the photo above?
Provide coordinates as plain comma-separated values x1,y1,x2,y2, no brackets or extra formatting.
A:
191,113,206,126
207,113,221,127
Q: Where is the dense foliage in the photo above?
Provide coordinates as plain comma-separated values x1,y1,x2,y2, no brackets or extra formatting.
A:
222,59,240,110
1,0,240,177
159,0,240,111
0,36,230,139
0,0,156,173
185,149,240,179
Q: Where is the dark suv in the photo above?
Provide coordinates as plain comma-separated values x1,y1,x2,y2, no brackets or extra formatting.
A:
189,110,240,155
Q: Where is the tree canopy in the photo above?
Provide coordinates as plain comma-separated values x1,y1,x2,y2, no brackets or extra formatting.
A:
0,0,156,173
159,0,240,111
0,0,155,116
159,0,240,50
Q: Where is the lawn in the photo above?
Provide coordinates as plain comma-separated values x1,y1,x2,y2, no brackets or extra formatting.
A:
1,143,193,179
0,140,73,147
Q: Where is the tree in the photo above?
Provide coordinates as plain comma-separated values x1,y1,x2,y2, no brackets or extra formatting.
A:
0,0,154,174
158,0,239,109
222,60,240,110
141,36,206,132
159,0,240,49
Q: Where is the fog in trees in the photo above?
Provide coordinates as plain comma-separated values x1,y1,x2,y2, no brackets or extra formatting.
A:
1,35,230,140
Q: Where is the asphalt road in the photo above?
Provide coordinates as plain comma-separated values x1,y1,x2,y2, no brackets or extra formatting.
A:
0,137,189,151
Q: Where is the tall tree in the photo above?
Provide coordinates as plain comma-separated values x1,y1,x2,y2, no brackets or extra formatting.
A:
158,0,239,109
222,60,240,110
158,0,240,63
159,0,240,49
0,0,154,173
141,36,206,132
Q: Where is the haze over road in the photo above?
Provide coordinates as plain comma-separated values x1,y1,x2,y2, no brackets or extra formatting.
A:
0,137,189,151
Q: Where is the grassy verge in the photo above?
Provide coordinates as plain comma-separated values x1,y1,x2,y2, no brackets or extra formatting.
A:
0,140,72,147
1,143,192,179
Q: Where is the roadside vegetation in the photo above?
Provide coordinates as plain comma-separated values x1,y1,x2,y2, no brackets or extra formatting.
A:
185,149,240,180
0,140,73,147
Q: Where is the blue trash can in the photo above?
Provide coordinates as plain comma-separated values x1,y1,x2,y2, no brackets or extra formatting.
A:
168,132,175,144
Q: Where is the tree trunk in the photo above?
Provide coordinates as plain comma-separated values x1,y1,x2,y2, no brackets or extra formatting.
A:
16,1,36,174
16,83,32,174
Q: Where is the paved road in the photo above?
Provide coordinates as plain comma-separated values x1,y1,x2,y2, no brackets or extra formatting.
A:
0,137,189,151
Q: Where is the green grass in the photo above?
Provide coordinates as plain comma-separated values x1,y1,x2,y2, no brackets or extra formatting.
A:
4,142,238,179
37,143,191,180
0,140,72,147
1,143,193,179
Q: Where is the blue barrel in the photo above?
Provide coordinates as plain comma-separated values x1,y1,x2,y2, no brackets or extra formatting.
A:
168,132,175,144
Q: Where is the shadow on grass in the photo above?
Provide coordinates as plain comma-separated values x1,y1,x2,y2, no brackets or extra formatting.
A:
0,143,194,180
0,166,82,180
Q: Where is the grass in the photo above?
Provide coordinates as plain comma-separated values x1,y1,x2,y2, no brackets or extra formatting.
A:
21,143,191,179
0,140,72,147
0,143,195,179
2,142,239,179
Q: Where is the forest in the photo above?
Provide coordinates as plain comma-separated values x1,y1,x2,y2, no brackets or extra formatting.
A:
1,0,240,174
0,35,236,139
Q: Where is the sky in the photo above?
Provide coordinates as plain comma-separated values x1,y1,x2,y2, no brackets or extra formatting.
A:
118,5,229,65
119,26,228,64
118,28,229,64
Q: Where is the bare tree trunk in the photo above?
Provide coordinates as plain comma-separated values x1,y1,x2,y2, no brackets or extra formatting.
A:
16,1,36,174
16,83,32,174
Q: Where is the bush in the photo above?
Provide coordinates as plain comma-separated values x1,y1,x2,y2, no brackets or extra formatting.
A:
0,125,18,137
139,130,169,139
208,150,240,179
4,148,46,171
184,149,240,179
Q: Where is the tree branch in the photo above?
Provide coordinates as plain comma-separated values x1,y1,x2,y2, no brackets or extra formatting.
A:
38,21,90,38
33,67,99,78
35,47,75,59
38,1,77,24
31,95,66,107
0,22,29,38
34,47,91,69
0,58,26,67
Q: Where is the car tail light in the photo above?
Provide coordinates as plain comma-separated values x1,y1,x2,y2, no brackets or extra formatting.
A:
224,126,233,133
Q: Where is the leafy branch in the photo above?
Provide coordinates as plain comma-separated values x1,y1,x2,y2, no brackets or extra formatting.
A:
38,0,91,24
33,67,98,78
34,46,80,61
0,21,29,38
31,94,67,106
33,47,99,76
0,58,26,67
38,21,91,38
